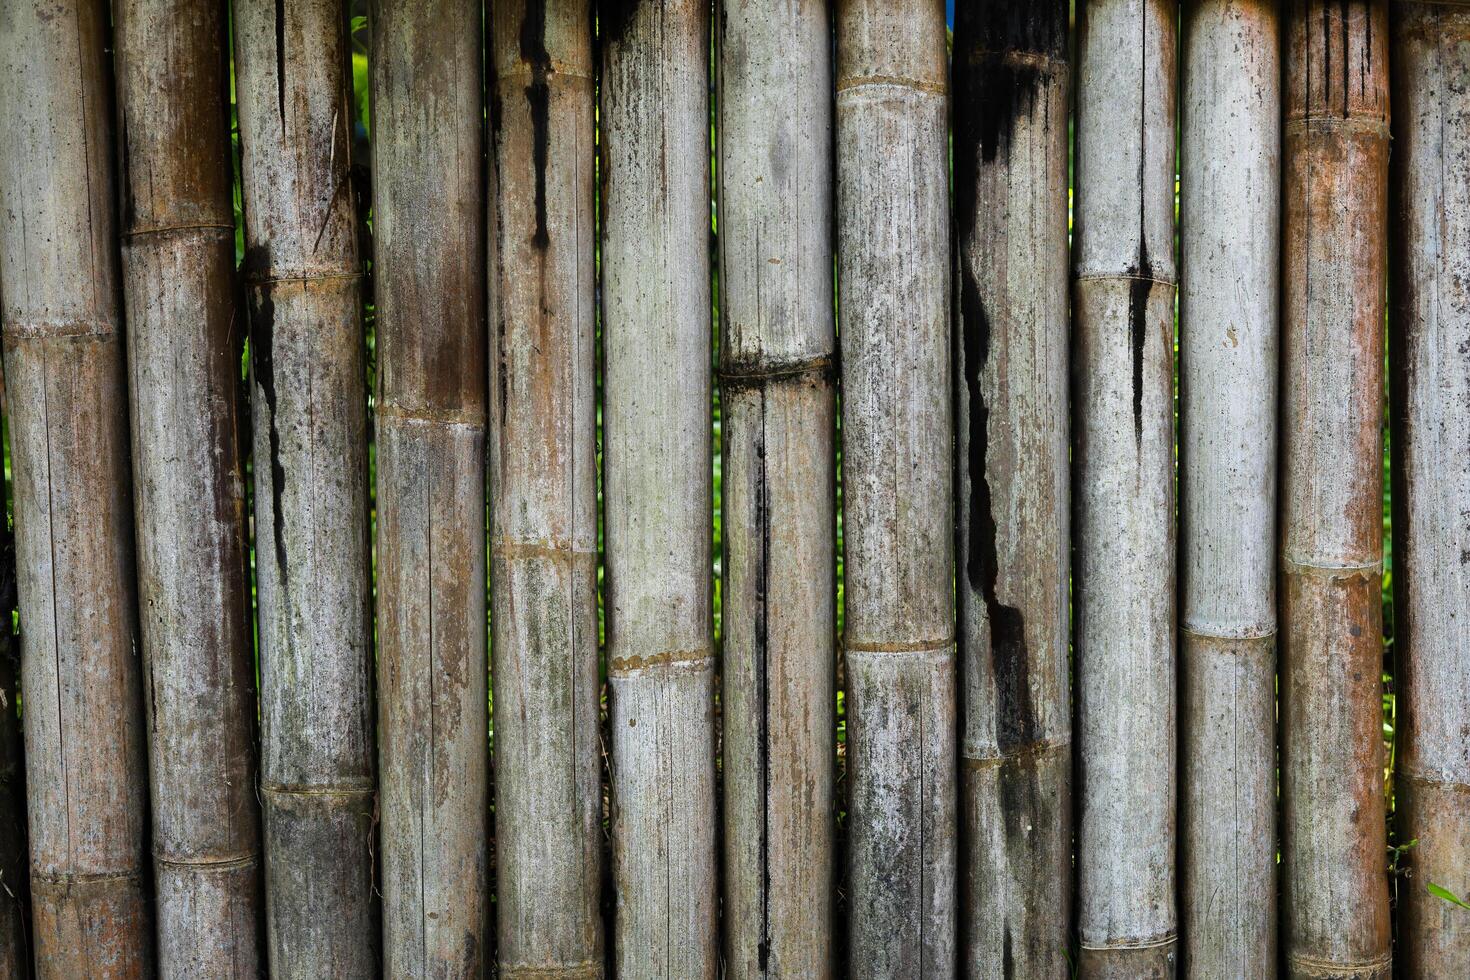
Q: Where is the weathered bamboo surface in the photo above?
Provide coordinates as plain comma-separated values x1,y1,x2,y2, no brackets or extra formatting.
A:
835,1,957,975
716,1,836,976
1280,2,1392,978
0,515,27,976
951,4,1071,978
370,1,488,975
601,2,718,976
1390,2,1470,976
487,1,603,977
1178,2,1280,977
113,2,262,975
0,1,153,975
1073,0,1178,976
233,1,376,975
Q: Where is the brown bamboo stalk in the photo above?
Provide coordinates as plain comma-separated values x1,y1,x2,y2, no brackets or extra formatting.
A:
112,3,263,975
1389,2,1470,976
601,1,718,975
0,2,153,975
487,2,603,976
0,506,27,976
1073,1,1179,976
369,1,489,975
835,1,957,974
1280,2,1392,977
233,2,377,975
715,1,837,976
951,5,1072,977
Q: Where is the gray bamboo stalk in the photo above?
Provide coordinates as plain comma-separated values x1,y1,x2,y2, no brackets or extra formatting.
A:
1178,2,1280,976
0,2,152,975
487,1,603,976
1389,3,1470,976
1280,3,1392,977
233,2,376,975
1073,1,1178,975
113,3,263,975
601,2,718,976
835,1,957,974
370,1,489,975
0,507,26,977
951,5,1071,977
716,1,836,976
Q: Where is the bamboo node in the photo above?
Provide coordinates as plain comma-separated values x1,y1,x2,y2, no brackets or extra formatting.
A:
717,355,834,389
2,317,117,341
377,401,486,429
1285,949,1393,976
121,221,235,241
835,73,946,96
1079,930,1178,951
608,647,713,676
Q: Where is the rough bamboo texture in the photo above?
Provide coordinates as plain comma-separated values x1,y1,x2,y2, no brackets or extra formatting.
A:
951,5,1071,978
1389,2,1470,976
716,1,836,976
233,1,376,975
487,4,602,976
601,2,718,976
370,2,488,976
0,2,153,975
1073,1,1178,976
113,3,263,975
835,1,957,974
1178,2,1280,977
1280,3,1392,978
0,513,27,976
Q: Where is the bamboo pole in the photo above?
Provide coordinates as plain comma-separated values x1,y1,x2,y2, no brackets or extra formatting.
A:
0,2,153,975
1073,1,1178,975
369,1,488,975
715,1,836,976
487,2,603,976
1178,2,1280,976
1280,3,1391,977
835,1,957,974
1389,3,1470,975
233,2,377,975
951,5,1071,977
601,2,718,976
0,512,26,976
112,3,263,975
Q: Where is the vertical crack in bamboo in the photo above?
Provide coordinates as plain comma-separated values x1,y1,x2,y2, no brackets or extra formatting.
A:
0,1,154,974
601,1,718,975
0,482,28,976
835,1,957,974
1072,0,1179,975
233,1,377,974
715,1,837,977
1389,2,1470,976
370,1,489,976
113,1,265,975
952,4,1072,977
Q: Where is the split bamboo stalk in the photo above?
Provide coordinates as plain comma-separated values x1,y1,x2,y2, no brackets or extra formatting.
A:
716,0,836,976
233,1,377,974
1178,2,1280,976
1073,0,1179,975
0,1,153,975
951,5,1071,977
1280,3,1392,977
487,1,603,976
370,1,488,975
0,511,26,976
1389,3,1470,975
835,1,957,974
600,2,718,976
112,3,263,975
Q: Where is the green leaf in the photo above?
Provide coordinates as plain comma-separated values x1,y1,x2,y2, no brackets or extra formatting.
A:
1427,882,1470,911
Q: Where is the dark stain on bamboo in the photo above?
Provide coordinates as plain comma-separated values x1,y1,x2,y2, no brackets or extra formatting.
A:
275,0,288,129
960,2,1065,165
1128,244,1153,445
243,244,289,585
521,1,552,250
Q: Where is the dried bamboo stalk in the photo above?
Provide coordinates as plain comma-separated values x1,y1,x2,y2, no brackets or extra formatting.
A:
951,5,1071,977
1073,0,1179,976
113,3,263,974
0,1,153,975
487,1,603,976
0,510,27,976
716,0,837,976
601,2,718,976
835,1,957,974
1280,3,1392,978
233,1,376,975
1389,2,1470,976
1178,2,1280,976
370,1,488,975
